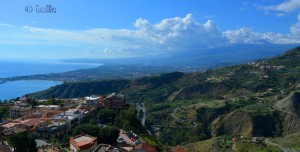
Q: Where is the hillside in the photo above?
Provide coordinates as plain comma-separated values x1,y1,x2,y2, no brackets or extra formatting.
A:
275,92,300,116
31,46,300,101
29,46,300,149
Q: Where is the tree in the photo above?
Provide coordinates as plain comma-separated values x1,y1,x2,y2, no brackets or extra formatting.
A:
89,118,97,125
72,124,100,138
27,137,37,152
0,107,9,119
98,109,116,124
72,124,119,144
98,126,119,144
7,132,37,152
115,108,147,134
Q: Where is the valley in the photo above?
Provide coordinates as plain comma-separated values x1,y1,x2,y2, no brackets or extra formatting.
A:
26,46,300,151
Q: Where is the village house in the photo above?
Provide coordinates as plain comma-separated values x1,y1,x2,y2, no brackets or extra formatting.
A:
82,96,102,109
103,93,129,111
10,103,32,119
70,134,97,152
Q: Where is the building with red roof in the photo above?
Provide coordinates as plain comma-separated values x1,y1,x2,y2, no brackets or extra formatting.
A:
70,134,97,152
134,143,156,152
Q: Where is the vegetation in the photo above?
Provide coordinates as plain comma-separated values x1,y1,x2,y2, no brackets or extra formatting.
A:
0,106,9,119
28,46,300,148
72,124,119,145
7,132,37,152
271,132,300,152
115,108,147,135
98,109,117,124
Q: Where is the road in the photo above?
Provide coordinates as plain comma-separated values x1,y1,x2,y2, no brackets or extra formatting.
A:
264,138,288,152
135,102,146,127
141,102,146,126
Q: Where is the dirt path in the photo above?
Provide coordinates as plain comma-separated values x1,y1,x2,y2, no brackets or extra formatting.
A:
264,138,288,152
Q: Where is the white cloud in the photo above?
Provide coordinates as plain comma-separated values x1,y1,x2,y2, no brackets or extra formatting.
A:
0,23,15,27
261,0,300,15
224,28,300,45
132,14,228,51
290,14,300,37
1,13,300,58
223,28,261,44
103,48,110,54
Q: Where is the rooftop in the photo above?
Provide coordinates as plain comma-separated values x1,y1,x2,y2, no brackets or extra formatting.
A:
52,114,76,120
70,135,97,150
36,105,60,108
93,144,113,152
105,92,124,100
84,96,100,101
2,118,39,128
134,143,156,152
66,109,79,113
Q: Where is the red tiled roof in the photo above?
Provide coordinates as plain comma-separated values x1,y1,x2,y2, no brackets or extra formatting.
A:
173,147,187,152
22,119,39,127
70,135,97,151
135,143,156,152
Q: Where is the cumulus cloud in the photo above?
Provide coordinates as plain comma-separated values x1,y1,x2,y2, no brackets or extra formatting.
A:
132,14,228,51
260,0,300,15
223,28,261,44
2,14,300,58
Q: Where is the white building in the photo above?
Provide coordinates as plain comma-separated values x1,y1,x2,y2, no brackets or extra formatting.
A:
82,96,100,108
36,105,61,110
51,109,83,129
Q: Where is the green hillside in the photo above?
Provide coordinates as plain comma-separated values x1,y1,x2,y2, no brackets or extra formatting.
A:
30,46,300,149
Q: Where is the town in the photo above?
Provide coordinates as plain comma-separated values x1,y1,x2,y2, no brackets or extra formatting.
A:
0,92,157,152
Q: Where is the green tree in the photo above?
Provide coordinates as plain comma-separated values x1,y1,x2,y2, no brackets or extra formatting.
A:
72,124,119,144
7,132,37,152
89,118,97,125
72,124,100,138
115,108,147,134
98,126,119,144
27,137,37,152
98,109,116,124
0,107,9,119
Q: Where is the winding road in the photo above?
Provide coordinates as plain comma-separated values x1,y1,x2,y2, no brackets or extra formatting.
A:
264,138,288,152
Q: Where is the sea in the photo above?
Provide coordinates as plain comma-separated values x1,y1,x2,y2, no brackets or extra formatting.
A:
0,61,100,101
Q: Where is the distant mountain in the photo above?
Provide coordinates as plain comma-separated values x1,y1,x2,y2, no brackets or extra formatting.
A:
63,44,297,67
32,45,300,100
1,44,296,84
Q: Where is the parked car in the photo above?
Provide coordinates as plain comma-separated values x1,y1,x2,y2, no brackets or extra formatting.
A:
117,137,124,143
135,141,141,145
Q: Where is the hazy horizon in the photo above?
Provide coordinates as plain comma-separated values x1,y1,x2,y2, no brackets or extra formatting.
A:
1,0,300,61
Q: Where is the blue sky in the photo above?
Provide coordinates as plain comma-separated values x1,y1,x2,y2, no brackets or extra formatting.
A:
1,0,300,60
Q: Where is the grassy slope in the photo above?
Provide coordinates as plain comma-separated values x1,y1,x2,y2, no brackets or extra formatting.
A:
185,137,278,152
185,138,217,152
271,132,300,152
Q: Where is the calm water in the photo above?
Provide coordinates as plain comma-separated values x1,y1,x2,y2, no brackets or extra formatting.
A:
0,80,62,101
0,61,100,100
0,61,100,78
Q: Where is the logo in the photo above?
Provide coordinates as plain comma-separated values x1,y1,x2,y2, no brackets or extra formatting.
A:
25,5,57,13
25,6,33,13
